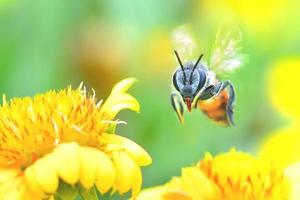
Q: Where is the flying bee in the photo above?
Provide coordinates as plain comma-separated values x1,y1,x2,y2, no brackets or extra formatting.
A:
170,21,245,126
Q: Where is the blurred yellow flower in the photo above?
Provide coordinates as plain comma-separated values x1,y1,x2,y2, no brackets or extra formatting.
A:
0,78,152,200
260,125,300,170
259,58,300,178
137,149,300,200
268,59,300,120
200,0,284,32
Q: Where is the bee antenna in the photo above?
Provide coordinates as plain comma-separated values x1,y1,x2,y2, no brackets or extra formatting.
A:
174,50,187,83
190,54,204,83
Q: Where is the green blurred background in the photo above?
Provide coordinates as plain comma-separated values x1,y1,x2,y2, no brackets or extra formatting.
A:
1,0,300,199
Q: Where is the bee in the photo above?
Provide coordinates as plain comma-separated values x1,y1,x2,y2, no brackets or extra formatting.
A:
170,21,245,126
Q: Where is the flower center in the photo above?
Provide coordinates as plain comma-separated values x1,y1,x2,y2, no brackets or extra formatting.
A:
0,88,107,168
199,150,290,199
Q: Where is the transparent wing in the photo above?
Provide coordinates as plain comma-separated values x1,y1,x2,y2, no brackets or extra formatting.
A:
171,24,204,63
209,19,246,76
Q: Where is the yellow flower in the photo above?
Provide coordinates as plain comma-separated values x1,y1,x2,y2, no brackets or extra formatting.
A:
0,78,151,200
200,0,284,32
268,59,300,120
258,125,300,200
136,149,300,200
260,125,300,170
259,59,300,170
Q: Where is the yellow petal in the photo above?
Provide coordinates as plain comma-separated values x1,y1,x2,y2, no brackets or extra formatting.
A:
132,167,142,198
4,179,26,200
113,151,139,194
285,162,300,200
32,155,59,193
111,78,137,95
181,167,218,200
53,143,80,184
111,93,140,114
103,134,152,166
166,177,185,192
0,176,18,195
78,147,98,189
0,176,29,200
24,166,44,194
136,186,165,200
24,188,44,200
101,78,140,119
163,193,192,200
136,181,191,200
259,125,300,169
93,149,116,194
0,168,19,183
165,177,194,200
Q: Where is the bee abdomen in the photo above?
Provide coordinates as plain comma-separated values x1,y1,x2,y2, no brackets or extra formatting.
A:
198,90,231,126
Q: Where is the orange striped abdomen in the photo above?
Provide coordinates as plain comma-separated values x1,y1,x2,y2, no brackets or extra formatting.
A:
197,90,231,126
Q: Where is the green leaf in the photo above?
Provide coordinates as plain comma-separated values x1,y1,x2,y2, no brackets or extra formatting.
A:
53,196,62,200
78,185,99,200
55,181,79,200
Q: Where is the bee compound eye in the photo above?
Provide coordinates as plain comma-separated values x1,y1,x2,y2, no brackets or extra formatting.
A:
172,72,180,91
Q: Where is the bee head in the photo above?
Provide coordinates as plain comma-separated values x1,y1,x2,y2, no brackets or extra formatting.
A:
173,50,205,112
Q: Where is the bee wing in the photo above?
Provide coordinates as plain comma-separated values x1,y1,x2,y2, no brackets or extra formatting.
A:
209,19,246,76
171,24,207,64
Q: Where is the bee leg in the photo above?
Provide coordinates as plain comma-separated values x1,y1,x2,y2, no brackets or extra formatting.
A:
219,80,236,126
171,93,184,123
198,82,223,101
